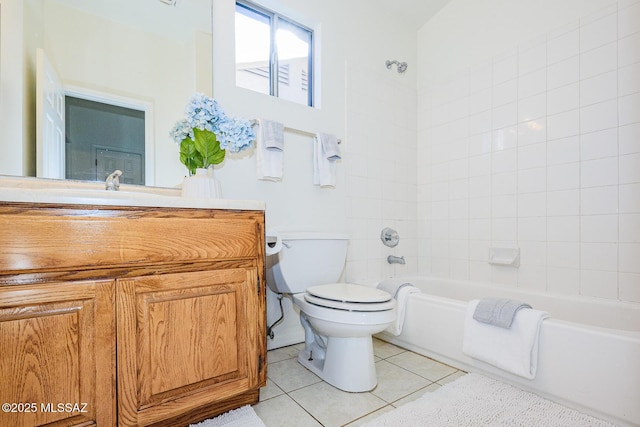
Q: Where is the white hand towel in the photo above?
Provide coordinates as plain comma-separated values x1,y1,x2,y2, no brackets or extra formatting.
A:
256,119,284,181
462,299,548,379
313,133,340,187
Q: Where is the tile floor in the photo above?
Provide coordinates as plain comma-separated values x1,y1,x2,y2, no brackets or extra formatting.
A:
253,338,467,427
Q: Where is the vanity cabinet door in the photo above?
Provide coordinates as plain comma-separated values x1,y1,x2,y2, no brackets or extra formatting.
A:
0,280,116,427
117,268,263,426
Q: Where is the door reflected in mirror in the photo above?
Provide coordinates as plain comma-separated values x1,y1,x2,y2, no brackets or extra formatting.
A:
29,0,212,186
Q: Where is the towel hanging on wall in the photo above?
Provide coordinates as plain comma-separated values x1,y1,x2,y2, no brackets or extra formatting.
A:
313,133,341,187
256,119,284,181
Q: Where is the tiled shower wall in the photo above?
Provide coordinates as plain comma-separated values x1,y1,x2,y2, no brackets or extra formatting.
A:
417,2,640,302
344,63,418,284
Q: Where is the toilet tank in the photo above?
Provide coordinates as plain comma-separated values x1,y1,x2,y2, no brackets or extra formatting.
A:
266,232,349,294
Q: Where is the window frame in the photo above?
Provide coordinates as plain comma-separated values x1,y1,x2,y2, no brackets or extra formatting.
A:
235,0,314,107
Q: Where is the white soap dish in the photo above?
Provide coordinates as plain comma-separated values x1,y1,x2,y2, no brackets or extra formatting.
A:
488,247,520,267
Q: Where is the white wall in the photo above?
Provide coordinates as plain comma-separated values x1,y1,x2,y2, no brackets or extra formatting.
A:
212,0,418,247
417,0,640,303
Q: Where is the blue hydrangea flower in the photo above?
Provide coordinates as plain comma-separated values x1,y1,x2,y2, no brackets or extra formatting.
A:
170,93,255,172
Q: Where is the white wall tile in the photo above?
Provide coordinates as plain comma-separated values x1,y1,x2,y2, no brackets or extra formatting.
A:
618,32,640,68
547,56,579,89
581,186,618,214
469,61,492,93
580,71,617,107
547,189,580,216
519,36,547,74
580,270,618,298
493,51,518,84
491,218,517,241
547,28,579,65
619,213,640,243
580,42,617,80
547,242,580,268
492,102,518,129
581,214,618,242
580,99,618,134
518,93,547,122
620,183,640,213
547,109,579,140
492,126,518,151
580,128,618,160
469,154,491,177
547,266,580,295
581,242,618,271
619,153,640,184
580,10,617,52
469,88,492,114
519,217,547,241
491,149,517,173
619,1,640,38
619,92,640,126
619,123,640,155
547,162,580,191
518,68,547,99
518,192,547,217
618,63,640,97
518,142,546,170
547,216,580,242
547,136,579,165
518,120,547,145
493,79,518,107
619,243,640,273
518,168,547,194
547,83,580,116
619,272,640,302
492,194,517,217
581,157,618,187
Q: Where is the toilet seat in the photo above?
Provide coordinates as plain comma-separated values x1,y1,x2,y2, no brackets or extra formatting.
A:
304,283,394,312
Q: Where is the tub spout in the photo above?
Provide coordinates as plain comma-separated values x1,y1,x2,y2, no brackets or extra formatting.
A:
387,255,405,264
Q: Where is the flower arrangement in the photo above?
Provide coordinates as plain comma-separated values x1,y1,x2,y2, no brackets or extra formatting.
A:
170,93,255,175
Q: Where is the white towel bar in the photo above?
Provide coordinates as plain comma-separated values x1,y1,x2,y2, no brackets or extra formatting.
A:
251,119,341,144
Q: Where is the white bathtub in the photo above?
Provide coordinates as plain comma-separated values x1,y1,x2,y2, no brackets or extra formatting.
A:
375,277,640,427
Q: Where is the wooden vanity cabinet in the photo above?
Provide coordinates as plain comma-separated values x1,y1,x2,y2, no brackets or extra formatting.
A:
0,203,266,427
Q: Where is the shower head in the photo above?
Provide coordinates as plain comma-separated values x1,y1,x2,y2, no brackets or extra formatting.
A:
386,60,408,73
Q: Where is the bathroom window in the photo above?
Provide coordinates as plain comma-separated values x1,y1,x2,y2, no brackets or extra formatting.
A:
235,1,313,107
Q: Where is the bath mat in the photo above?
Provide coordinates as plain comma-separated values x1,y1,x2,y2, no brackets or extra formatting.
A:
364,373,616,427
189,405,265,427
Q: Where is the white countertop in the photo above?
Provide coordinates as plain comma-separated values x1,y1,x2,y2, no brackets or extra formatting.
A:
0,176,265,211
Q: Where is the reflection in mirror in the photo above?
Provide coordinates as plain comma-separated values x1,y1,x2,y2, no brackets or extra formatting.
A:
24,0,213,186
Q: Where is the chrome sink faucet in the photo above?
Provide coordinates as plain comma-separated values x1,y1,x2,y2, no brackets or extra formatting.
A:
387,255,405,264
105,170,122,191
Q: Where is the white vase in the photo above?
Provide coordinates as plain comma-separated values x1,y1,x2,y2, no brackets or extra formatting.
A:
181,167,222,198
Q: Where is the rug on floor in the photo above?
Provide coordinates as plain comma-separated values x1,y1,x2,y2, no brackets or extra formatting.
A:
189,405,265,427
363,373,616,427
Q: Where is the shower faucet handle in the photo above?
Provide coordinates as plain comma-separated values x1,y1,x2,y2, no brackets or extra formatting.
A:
381,227,399,247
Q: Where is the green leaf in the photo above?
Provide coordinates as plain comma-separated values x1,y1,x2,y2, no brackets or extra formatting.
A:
193,128,226,167
180,137,204,175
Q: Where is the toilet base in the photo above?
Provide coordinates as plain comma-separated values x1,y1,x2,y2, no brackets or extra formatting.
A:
298,336,377,392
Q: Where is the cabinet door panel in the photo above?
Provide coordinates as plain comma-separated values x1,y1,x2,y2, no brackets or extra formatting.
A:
117,268,260,426
0,280,115,427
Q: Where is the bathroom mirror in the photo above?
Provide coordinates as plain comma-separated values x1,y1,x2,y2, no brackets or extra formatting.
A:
11,0,212,186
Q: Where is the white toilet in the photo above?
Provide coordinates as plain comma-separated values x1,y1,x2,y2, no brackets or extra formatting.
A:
266,232,396,392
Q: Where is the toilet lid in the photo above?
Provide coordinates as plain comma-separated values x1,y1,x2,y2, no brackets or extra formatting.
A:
304,293,396,312
306,283,392,303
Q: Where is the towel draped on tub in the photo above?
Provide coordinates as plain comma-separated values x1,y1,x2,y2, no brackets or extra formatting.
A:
377,281,420,336
462,299,548,379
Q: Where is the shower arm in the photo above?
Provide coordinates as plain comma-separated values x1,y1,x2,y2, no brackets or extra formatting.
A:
386,60,408,73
